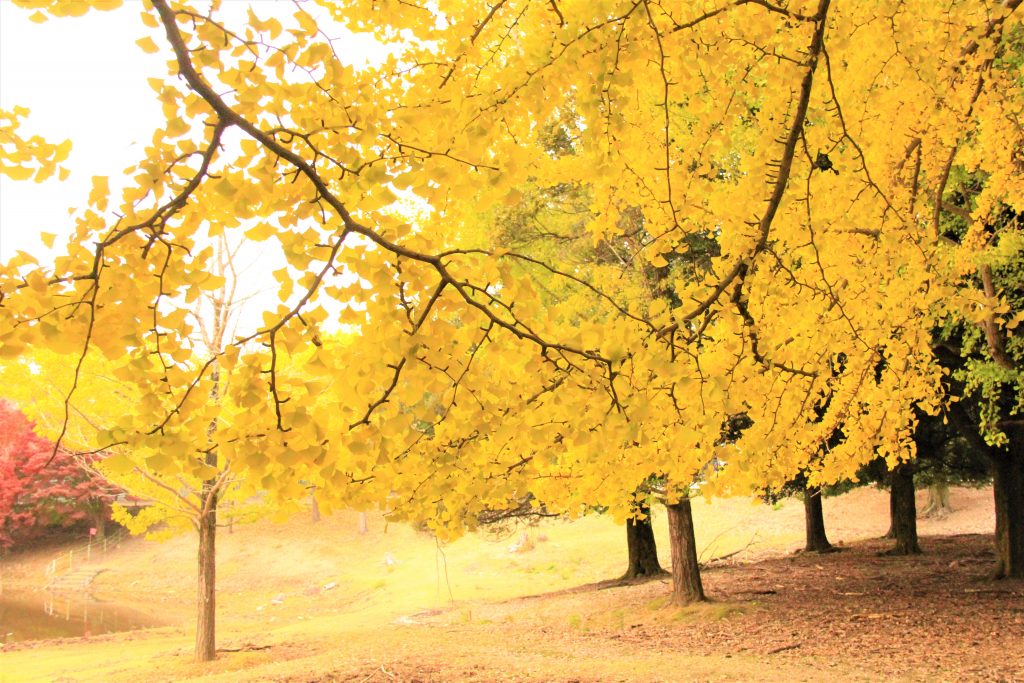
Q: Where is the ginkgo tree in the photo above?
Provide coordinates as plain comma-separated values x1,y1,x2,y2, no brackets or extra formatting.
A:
363,0,1023,579
1,235,349,660
3,1,1024,662
1,337,316,660
358,0,1021,590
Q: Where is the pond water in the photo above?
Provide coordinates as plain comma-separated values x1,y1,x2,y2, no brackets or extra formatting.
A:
0,591,168,644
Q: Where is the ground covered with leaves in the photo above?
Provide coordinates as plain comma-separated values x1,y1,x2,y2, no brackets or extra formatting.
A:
317,535,1024,682
2,487,1021,682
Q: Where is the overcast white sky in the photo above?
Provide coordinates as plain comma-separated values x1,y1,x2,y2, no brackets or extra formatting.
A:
0,0,385,248
0,1,383,337
0,1,164,262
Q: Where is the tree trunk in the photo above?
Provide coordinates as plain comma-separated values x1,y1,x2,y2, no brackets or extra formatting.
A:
886,462,921,555
195,488,217,661
803,486,832,552
665,498,705,604
921,481,953,518
90,505,107,541
622,504,664,579
883,483,897,539
946,402,1024,578
310,490,320,523
992,434,1024,579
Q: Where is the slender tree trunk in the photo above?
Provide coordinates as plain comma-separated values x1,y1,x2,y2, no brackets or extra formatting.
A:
922,481,953,518
992,431,1024,579
803,486,832,552
886,462,921,555
665,498,705,604
358,511,368,535
91,505,107,541
310,490,320,523
196,484,217,661
622,503,664,579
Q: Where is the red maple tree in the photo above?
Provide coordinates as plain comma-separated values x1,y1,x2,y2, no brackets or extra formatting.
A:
0,401,119,549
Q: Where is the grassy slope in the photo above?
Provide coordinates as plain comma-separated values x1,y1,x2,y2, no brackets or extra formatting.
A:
0,486,996,682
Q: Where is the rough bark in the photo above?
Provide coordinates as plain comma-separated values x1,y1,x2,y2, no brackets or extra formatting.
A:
886,463,921,555
622,504,665,579
803,486,833,553
665,498,705,604
992,432,1024,579
921,481,953,518
196,484,217,661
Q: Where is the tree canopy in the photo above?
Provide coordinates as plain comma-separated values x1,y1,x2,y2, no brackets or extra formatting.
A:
1,0,1022,555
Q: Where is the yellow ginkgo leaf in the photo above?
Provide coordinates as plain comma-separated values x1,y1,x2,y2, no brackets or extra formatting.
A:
135,36,159,54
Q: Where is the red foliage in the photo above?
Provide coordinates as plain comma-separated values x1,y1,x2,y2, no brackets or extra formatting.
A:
0,401,118,549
